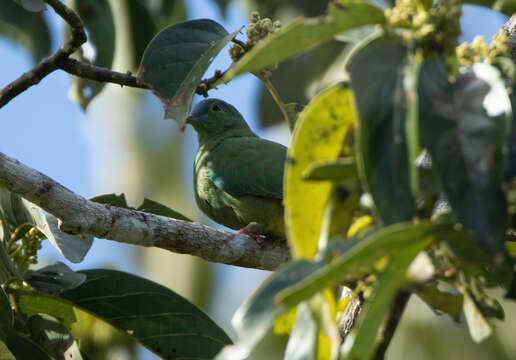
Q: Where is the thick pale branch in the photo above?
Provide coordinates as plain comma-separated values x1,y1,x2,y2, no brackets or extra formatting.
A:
0,152,290,270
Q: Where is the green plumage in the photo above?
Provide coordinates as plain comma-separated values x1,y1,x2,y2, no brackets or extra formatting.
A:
187,99,286,238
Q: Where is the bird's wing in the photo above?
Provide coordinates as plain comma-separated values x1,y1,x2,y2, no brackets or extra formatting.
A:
208,137,287,199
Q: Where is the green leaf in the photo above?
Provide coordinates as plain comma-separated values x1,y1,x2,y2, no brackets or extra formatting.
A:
0,339,15,360
0,0,51,63
219,0,385,83
5,330,52,360
284,303,317,360
68,0,116,109
137,198,192,222
0,188,33,240
462,288,492,343
415,283,462,322
13,0,46,12
348,35,414,225
24,262,86,294
276,222,456,307
23,201,93,263
224,260,322,359
18,295,76,328
58,269,231,359
137,19,237,127
303,158,356,182
90,193,129,208
418,61,510,253
464,0,516,16
26,314,82,360
347,240,429,359
285,83,356,259
0,287,13,331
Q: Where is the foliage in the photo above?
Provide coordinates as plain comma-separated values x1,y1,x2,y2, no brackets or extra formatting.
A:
0,0,515,359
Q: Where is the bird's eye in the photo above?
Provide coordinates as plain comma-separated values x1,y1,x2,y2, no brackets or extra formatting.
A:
211,103,222,112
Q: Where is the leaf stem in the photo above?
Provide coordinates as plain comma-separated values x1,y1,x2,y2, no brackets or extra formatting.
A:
256,74,293,131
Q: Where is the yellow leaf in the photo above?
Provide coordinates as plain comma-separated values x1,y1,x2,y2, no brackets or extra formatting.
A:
285,84,357,258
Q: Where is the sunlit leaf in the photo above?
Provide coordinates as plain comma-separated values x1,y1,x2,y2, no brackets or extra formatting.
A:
418,61,510,253
68,0,116,109
348,35,414,225
285,83,357,259
219,1,385,83
59,269,231,359
23,201,93,263
18,296,76,328
276,222,456,307
0,0,51,63
415,283,462,322
347,239,430,359
138,19,237,127
462,289,492,343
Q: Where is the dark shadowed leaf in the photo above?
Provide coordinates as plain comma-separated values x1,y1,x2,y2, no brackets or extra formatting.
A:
418,60,510,253
276,222,455,307
24,262,86,294
18,295,76,328
90,193,129,208
0,287,13,330
138,19,237,126
26,314,82,360
13,0,46,12
58,269,231,359
5,330,52,360
415,283,463,322
220,1,385,83
0,0,51,63
137,198,192,221
347,240,429,359
348,35,414,225
68,0,116,109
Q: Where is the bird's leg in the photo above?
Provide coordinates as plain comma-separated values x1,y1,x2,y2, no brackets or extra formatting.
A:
237,228,265,246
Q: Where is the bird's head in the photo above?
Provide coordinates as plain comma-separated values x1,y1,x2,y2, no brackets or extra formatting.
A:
186,99,254,140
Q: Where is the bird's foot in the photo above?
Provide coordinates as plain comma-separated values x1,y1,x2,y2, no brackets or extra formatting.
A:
237,228,266,246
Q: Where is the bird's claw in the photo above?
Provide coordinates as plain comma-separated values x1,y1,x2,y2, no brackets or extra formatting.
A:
237,228,266,246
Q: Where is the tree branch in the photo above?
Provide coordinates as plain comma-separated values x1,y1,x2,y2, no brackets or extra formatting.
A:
0,152,290,270
0,0,86,108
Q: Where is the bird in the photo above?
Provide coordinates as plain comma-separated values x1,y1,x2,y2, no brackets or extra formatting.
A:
186,98,287,243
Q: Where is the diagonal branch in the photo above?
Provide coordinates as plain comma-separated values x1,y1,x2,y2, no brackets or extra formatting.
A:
0,152,290,270
0,0,86,108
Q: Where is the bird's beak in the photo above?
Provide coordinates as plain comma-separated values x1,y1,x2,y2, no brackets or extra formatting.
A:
185,114,205,132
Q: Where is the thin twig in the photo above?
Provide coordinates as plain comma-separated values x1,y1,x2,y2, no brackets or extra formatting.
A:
0,0,86,108
256,74,293,131
374,291,411,360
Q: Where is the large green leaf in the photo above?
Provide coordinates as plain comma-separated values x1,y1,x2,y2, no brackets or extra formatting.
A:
68,0,116,109
5,330,52,360
219,0,385,83
58,269,231,359
220,260,322,359
465,0,516,16
418,60,510,253
0,0,51,63
24,262,87,294
285,84,356,259
348,35,414,225
346,240,430,359
276,222,456,307
0,287,13,331
138,19,237,127
18,295,76,328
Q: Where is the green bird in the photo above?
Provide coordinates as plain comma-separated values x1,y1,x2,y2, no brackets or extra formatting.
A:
187,99,287,242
